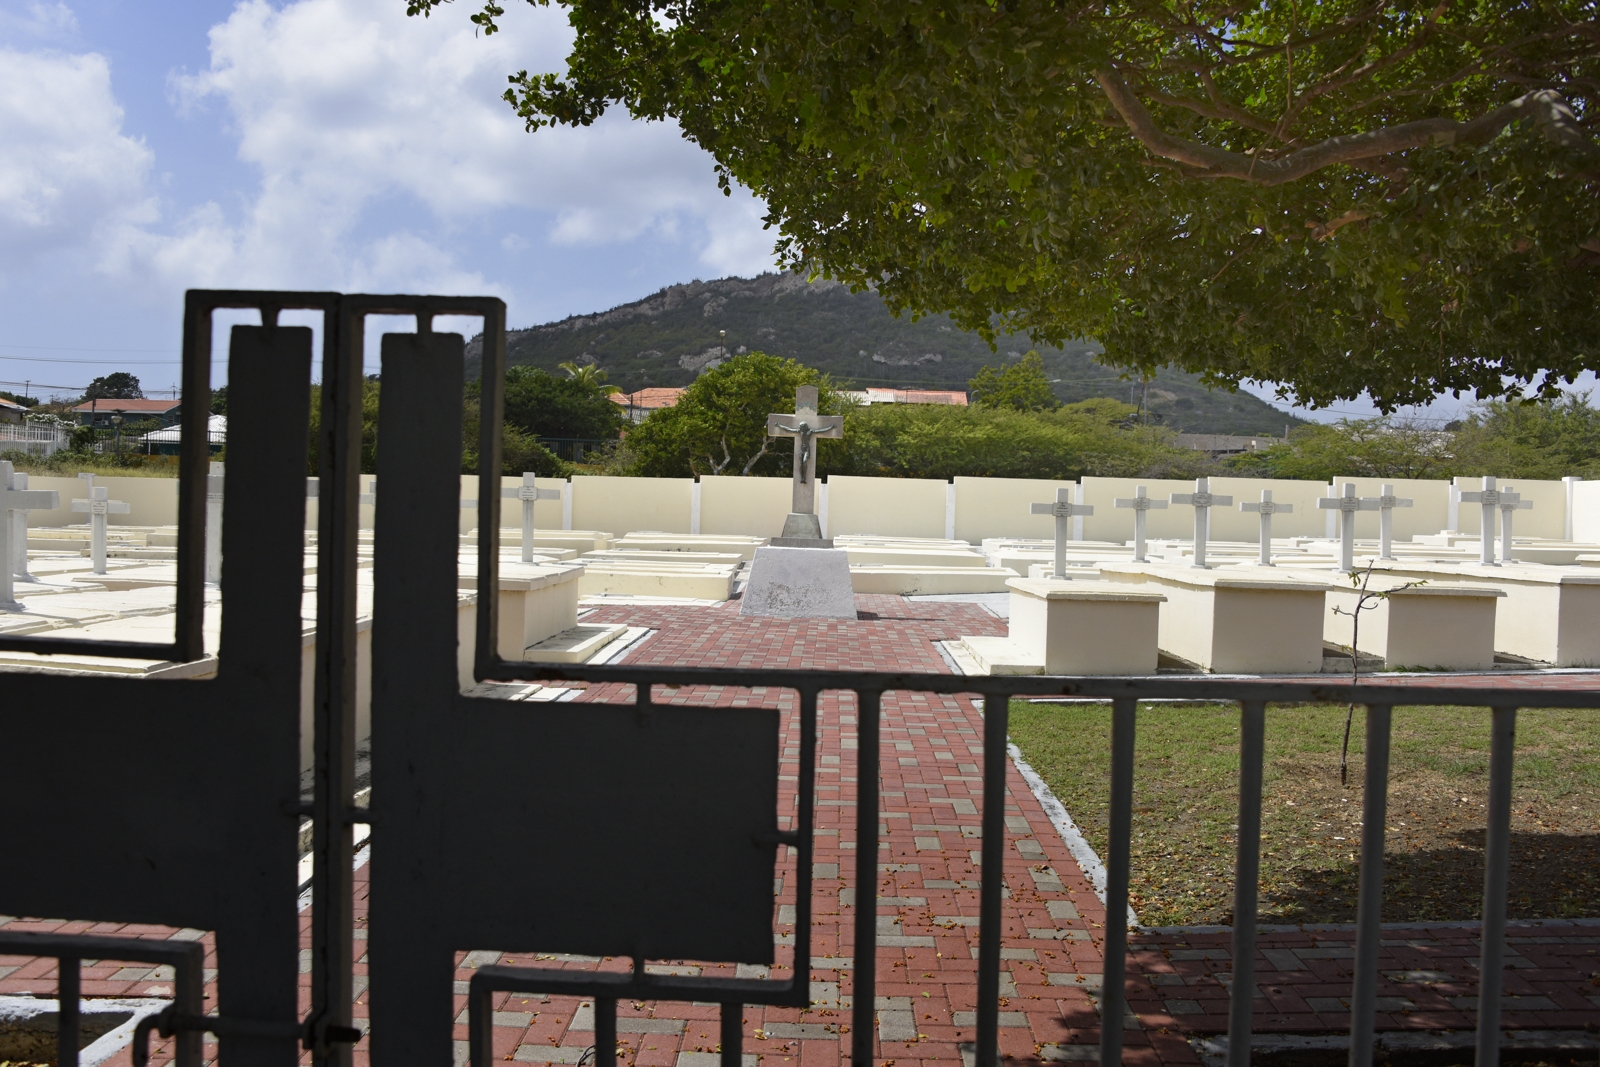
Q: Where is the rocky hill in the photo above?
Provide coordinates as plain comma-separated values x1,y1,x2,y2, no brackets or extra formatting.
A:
466,272,1304,435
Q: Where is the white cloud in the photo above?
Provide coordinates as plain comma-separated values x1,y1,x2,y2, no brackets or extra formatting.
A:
134,0,776,294
0,45,155,271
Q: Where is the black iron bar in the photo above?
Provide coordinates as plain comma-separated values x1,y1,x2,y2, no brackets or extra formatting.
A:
975,692,1009,1067
595,997,617,1067
720,1002,742,1067
311,295,358,1067
1099,697,1137,1067
850,689,882,1067
57,955,79,1067
1475,706,1519,1067
469,976,495,1067
1226,700,1267,1067
792,688,819,986
1347,704,1392,1067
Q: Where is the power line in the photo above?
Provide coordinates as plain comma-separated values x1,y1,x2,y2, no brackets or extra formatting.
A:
0,343,179,354
0,352,184,365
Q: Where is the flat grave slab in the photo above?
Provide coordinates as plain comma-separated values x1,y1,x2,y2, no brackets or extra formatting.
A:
1281,569,1505,670
951,577,1165,675
1099,563,1331,673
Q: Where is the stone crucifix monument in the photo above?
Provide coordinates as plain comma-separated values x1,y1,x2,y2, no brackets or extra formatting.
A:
73,486,130,575
1458,476,1517,566
1376,484,1413,560
1238,490,1293,566
1170,478,1232,568
1317,482,1380,573
1114,485,1167,563
766,385,843,543
741,385,854,619
0,460,60,610
1029,487,1094,579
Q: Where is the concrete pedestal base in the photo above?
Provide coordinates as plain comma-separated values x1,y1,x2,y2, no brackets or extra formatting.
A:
781,511,824,539
951,578,1165,675
740,546,856,619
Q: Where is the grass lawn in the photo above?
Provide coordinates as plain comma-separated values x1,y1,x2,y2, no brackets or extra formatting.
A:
1007,701,1600,927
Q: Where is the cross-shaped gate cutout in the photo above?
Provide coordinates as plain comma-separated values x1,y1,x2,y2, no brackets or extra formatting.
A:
766,385,843,540
1,460,59,607
1113,485,1167,562
1170,478,1232,568
72,485,131,575
1029,487,1094,578
1239,490,1294,566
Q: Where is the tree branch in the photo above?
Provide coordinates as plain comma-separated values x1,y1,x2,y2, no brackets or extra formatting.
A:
740,437,771,475
1095,73,1600,185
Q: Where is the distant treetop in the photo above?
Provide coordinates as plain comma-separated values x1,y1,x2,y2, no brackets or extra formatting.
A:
83,373,144,401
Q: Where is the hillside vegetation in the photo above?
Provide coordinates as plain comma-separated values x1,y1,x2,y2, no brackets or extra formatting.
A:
465,273,1305,436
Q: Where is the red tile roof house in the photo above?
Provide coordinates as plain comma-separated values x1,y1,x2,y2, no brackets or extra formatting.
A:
70,398,183,429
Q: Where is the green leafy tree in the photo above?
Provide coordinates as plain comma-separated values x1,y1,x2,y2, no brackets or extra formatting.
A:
968,352,1061,412
83,373,144,401
623,352,845,476
1451,393,1600,479
502,365,626,440
417,0,1600,410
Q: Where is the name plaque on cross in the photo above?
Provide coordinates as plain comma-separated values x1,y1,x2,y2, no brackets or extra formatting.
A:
1113,485,1167,562
1029,487,1094,579
1170,477,1232,568
72,485,131,575
1239,490,1293,566
766,385,844,541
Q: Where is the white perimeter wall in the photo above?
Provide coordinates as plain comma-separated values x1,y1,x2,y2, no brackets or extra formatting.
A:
1327,477,1451,540
1078,478,1197,542
951,477,1078,543
825,475,947,538
700,475,792,537
23,475,179,528
1450,477,1568,538
26,471,1593,545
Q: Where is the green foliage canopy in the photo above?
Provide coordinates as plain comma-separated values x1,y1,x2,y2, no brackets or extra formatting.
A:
417,0,1600,411
1227,392,1600,480
969,352,1062,412
84,373,144,401
502,365,626,441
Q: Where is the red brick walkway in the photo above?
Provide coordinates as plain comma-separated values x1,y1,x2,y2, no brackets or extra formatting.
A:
3,594,1598,1066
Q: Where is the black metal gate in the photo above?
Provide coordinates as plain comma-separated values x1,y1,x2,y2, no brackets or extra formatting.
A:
2,289,1593,1067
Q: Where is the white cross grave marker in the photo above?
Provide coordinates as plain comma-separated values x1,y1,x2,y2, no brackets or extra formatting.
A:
1169,478,1233,568
1029,487,1095,578
0,460,59,609
504,473,562,563
766,385,844,539
1458,476,1516,566
1238,490,1294,566
359,477,377,506
72,485,130,575
1376,484,1413,560
1496,483,1533,564
1113,485,1168,563
1317,482,1380,573
206,461,224,586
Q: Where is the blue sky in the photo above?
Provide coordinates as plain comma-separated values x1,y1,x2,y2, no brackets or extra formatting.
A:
0,0,1515,423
